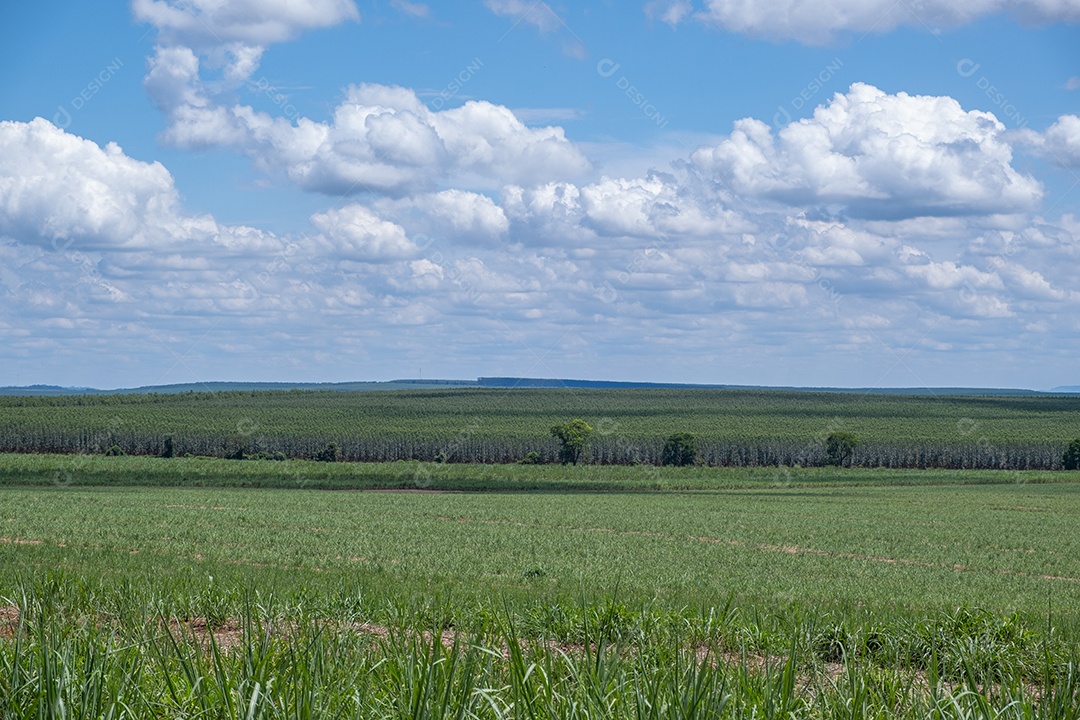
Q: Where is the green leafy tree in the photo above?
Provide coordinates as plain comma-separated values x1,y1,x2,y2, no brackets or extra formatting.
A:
518,451,543,465
661,433,698,466
825,431,859,467
550,419,594,465
316,442,339,463
1064,438,1080,470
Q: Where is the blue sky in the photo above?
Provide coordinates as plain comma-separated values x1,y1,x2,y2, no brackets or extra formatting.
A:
1,1,1079,390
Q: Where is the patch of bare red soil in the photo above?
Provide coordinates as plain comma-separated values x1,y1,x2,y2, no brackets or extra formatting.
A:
164,617,245,652
0,605,18,639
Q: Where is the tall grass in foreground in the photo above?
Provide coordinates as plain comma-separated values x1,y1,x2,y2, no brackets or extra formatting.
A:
1,585,1079,719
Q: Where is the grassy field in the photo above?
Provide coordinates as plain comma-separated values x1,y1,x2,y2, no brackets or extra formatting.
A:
3,458,1080,716
4,478,1080,623
3,387,1080,467
0,452,1074,492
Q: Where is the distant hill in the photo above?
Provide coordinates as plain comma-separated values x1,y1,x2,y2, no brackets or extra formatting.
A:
0,377,1067,397
477,378,1053,396
0,384,95,397
476,377,729,389
0,380,477,396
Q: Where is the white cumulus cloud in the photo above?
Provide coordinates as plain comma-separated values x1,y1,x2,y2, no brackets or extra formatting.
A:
380,190,510,242
132,0,360,45
1020,114,1080,167
0,118,188,250
144,57,592,194
310,204,419,261
689,83,1042,219
674,0,1080,43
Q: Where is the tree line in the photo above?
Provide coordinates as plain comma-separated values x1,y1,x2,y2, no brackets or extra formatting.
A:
3,416,1080,470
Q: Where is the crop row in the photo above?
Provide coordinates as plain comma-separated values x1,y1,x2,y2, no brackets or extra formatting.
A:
1,388,1079,469
1,431,1073,470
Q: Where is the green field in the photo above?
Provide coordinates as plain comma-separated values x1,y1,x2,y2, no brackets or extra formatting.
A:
4,479,1080,621
3,455,1080,716
1,452,1075,492
3,388,1080,468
